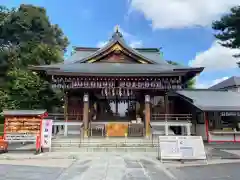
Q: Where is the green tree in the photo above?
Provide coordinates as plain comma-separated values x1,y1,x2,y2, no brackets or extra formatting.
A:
212,6,240,58
167,61,196,89
0,4,68,111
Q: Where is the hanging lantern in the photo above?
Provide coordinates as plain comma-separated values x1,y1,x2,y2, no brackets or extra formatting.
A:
112,88,115,96
105,88,108,96
83,94,89,102
145,95,150,103
119,88,122,97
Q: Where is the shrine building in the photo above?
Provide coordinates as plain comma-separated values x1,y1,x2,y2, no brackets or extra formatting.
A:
30,27,240,143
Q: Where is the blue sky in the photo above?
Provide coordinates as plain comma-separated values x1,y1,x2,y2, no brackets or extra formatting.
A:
2,0,240,88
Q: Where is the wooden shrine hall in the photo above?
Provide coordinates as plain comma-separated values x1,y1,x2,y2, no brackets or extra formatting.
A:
30,26,204,138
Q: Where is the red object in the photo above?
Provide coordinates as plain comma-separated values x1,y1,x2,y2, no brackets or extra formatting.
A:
3,118,6,140
36,135,40,151
204,112,209,143
38,119,43,152
0,136,8,152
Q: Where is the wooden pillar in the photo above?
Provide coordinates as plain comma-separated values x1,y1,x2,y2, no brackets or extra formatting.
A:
165,123,169,135
64,91,68,136
186,124,191,135
164,92,169,120
145,95,151,137
83,93,89,137
115,100,118,115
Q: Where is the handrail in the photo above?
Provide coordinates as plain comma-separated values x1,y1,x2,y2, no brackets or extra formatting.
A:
152,113,192,116
151,113,192,121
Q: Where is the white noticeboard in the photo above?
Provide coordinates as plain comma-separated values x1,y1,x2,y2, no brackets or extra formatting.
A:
158,136,206,160
41,119,53,149
158,136,181,159
5,133,36,142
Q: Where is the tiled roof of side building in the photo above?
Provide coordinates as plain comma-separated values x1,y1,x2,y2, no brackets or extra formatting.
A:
209,76,240,90
174,89,240,111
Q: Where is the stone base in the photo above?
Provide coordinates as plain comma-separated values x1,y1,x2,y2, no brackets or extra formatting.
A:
84,130,88,138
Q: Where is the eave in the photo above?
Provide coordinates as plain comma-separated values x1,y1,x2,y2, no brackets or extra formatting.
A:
44,67,203,77
29,65,204,78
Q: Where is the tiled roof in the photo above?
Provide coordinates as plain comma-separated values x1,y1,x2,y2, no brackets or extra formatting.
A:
66,47,168,65
1,110,47,116
34,63,203,76
30,29,204,77
209,76,240,90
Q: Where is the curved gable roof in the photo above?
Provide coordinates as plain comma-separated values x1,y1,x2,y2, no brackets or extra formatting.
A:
70,29,161,64
67,47,170,65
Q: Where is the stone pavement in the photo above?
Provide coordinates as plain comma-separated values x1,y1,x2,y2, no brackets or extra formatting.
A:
0,164,63,180
1,152,240,180
57,154,175,180
0,153,176,180
169,162,240,180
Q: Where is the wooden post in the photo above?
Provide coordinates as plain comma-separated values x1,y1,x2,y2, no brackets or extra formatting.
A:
164,92,169,121
186,124,191,135
64,91,68,136
164,123,169,135
83,93,89,137
115,100,118,115
145,95,150,137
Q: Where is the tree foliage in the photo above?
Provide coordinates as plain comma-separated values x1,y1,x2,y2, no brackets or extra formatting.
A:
0,4,68,111
167,61,196,89
212,6,240,57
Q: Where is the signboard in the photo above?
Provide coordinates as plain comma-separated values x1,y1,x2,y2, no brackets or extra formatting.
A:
4,117,41,143
220,112,240,117
157,136,181,159
5,133,36,142
41,119,53,149
158,136,206,160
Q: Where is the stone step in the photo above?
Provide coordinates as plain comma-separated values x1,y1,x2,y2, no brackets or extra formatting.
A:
52,139,154,143
51,143,157,148
51,140,157,147
51,147,158,152
52,141,156,144
52,139,155,144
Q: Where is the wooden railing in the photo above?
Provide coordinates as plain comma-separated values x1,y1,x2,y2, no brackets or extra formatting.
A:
47,113,83,121
151,113,192,121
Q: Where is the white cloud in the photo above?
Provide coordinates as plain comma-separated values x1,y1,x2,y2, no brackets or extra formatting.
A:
129,0,240,29
96,26,143,48
189,41,240,70
195,76,229,89
129,40,143,48
190,41,239,89
96,41,108,48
